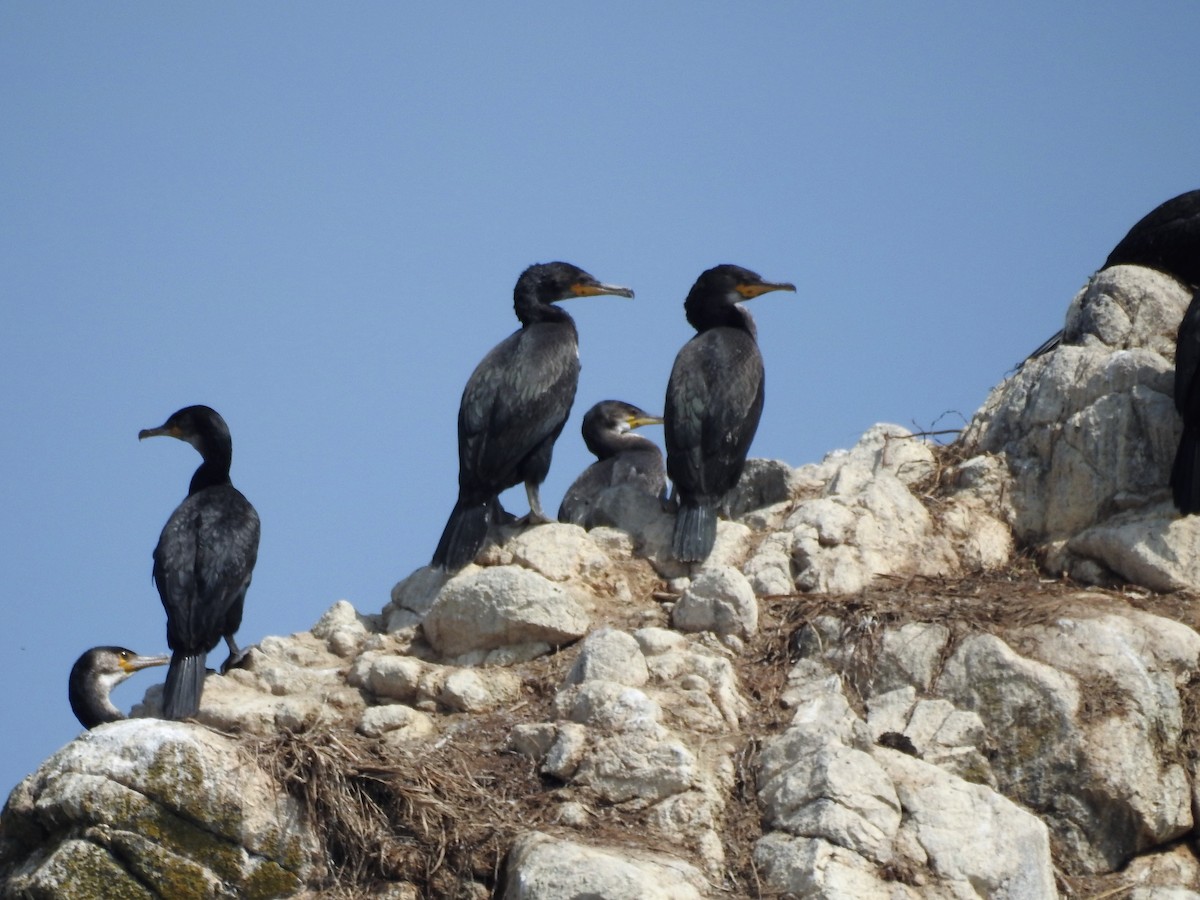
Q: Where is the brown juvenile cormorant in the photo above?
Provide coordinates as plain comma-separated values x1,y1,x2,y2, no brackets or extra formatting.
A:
558,400,666,526
432,262,633,572
69,646,169,729
1173,288,1200,514
664,265,795,562
140,405,260,720
1024,189,1200,363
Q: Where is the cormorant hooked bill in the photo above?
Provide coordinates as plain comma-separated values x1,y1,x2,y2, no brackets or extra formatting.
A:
1173,288,1200,514
664,264,795,563
69,646,169,729
558,400,666,526
1024,189,1200,364
432,262,634,572
140,405,260,720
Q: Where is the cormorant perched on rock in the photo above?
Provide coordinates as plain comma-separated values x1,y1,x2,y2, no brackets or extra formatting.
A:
558,400,666,526
664,264,795,562
69,646,169,729
1024,190,1200,364
432,263,634,572
140,405,260,720
1104,189,1200,285
1173,288,1200,514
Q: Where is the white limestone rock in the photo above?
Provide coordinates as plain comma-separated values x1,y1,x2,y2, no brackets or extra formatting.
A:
787,426,959,594
671,565,759,638
956,265,1192,584
563,627,649,687
387,565,450,630
1,720,318,897
422,565,589,657
357,703,437,742
879,748,1057,899
500,522,613,583
758,735,901,865
571,729,698,804
438,666,522,712
504,831,705,900
753,833,918,900
937,614,1197,874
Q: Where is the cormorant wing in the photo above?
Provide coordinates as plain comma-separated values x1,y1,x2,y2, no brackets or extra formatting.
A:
153,486,260,654
666,328,764,497
1177,291,1200,421
457,324,580,490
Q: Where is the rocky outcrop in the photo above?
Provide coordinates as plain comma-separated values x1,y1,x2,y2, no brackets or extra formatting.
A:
5,263,1200,897
0,720,318,898
958,264,1200,589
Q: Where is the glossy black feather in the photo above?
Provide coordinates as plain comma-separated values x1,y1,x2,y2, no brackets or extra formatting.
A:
1104,190,1200,287
1173,290,1200,514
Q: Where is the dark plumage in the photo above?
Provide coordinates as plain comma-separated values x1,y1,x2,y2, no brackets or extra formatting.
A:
432,262,634,572
558,400,666,526
664,265,795,562
1024,190,1200,364
140,405,260,720
69,646,169,729
1104,190,1200,286
1173,289,1200,514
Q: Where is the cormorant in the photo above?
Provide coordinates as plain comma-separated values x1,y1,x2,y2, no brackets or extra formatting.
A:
558,400,665,526
432,262,633,572
69,646,169,729
139,405,260,720
1023,190,1200,364
1104,189,1200,285
664,264,795,562
1173,288,1200,514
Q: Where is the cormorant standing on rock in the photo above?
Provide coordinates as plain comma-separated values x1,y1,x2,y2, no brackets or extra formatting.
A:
432,262,634,572
140,405,260,720
1104,190,1200,286
1173,288,1200,514
1024,190,1200,363
664,265,795,563
69,646,169,729
558,400,665,526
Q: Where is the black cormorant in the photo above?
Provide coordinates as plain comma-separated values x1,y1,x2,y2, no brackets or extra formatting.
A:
432,262,634,572
139,405,260,720
1024,190,1200,364
1173,288,1200,514
558,400,665,526
664,264,795,562
69,646,169,729
1104,189,1200,285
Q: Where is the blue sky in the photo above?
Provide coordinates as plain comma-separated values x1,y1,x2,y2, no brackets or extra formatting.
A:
2,3,1198,798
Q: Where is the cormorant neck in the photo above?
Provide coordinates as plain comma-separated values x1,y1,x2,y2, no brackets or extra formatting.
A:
69,677,123,729
684,295,756,335
589,430,660,461
514,285,576,328
188,431,233,495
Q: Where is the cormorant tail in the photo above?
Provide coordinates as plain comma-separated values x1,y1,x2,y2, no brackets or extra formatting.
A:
163,652,205,720
1173,428,1200,514
673,500,717,562
432,497,492,571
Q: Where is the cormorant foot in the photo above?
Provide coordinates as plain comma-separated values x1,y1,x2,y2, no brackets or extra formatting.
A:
219,646,255,675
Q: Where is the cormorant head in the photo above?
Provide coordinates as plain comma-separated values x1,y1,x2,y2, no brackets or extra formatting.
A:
684,264,796,331
582,399,663,451
69,646,170,729
140,405,236,492
515,262,634,315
